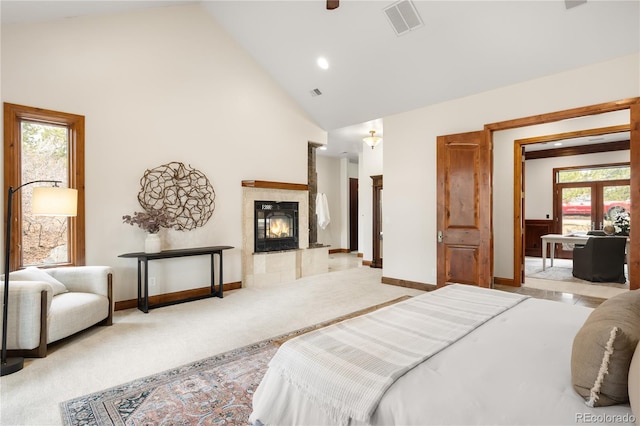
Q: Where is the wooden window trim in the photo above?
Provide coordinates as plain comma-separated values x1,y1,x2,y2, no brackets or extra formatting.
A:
3,103,85,270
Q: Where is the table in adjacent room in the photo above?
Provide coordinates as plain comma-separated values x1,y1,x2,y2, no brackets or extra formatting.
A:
119,245,233,313
540,234,629,273
540,234,589,270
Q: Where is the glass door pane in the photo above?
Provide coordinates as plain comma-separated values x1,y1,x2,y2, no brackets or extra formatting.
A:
561,186,593,235
603,184,630,232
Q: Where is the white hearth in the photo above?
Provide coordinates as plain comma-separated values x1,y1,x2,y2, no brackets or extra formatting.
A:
241,181,328,288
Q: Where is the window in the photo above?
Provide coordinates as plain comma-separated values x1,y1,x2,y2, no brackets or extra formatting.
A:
3,103,85,270
557,164,630,183
555,163,630,235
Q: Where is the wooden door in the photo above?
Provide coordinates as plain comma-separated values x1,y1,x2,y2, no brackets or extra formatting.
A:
349,178,358,251
436,130,492,287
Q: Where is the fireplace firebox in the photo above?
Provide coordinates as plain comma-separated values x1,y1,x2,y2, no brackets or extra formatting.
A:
254,201,299,253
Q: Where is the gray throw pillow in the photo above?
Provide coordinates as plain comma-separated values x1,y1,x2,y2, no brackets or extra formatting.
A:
571,290,640,406
628,341,640,425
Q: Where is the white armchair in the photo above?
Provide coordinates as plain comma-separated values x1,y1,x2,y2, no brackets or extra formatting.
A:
1,266,112,357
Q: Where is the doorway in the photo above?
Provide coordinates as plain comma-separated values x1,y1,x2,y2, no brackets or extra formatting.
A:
371,175,383,268
349,178,358,252
496,99,639,291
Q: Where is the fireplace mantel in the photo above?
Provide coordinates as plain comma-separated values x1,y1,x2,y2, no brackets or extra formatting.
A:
241,181,327,287
241,180,308,191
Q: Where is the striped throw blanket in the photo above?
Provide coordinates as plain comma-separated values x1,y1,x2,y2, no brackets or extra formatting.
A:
267,284,529,425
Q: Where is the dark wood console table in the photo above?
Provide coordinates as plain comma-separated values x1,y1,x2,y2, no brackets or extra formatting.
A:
119,245,233,313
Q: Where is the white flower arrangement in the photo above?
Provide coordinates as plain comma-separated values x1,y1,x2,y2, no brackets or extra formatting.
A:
613,210,630,235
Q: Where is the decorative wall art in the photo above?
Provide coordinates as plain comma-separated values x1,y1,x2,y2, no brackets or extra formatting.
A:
138,162,216,231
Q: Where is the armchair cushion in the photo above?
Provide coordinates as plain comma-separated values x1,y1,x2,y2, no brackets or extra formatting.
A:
1,281,53,350
47,266,111,296
6,266,68,296
2,266,112,357
48,292,109,343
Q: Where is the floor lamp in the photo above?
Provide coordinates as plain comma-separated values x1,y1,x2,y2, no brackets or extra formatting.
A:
2,180,77,376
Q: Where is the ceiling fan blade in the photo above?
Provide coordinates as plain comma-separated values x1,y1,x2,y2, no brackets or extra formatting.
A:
327,0,339,10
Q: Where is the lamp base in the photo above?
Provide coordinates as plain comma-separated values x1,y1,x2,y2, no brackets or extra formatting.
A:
1,357,24,376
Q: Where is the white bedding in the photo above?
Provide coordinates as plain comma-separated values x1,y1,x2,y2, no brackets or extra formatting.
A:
250,290,635,426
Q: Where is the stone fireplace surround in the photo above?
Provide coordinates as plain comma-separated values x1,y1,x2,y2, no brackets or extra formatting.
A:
242,180,328,288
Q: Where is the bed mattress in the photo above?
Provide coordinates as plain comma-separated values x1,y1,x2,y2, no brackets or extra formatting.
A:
250,294,635,425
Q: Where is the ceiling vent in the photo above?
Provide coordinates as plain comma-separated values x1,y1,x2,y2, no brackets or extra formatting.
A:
383,0,423,36
310,88,323,97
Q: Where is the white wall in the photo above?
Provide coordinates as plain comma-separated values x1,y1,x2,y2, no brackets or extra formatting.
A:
316,155,342,249
1,4,326,302
383,53,639,285
525,150,630,221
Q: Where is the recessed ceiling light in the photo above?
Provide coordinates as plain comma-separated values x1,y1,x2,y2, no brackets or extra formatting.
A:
317,57,329,70
319,145,327,150
554,142,563,146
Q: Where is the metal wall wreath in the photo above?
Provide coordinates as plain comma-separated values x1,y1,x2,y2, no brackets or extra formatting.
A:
138,162,215,231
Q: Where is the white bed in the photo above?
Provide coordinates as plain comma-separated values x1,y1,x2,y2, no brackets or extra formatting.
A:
250,285,637,426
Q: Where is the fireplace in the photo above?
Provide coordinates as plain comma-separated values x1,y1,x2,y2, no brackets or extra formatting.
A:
254,201,299,252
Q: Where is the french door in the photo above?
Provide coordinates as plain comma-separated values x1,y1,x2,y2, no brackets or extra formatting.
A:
557,182,630,234
555,172,630,257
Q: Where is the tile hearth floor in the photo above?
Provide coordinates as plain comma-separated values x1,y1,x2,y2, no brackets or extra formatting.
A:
330,253,608,309
493,284,606,308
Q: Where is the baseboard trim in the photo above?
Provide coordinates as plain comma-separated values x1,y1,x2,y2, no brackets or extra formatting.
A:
382,276,437,292
362,260,372,266
493,277,517,287
328,248,351,254
114,281,243,311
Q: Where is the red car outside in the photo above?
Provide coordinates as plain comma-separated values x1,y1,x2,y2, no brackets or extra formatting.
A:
562,200,630,216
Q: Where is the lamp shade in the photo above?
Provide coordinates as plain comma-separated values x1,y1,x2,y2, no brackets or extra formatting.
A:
363,130,382,149
32,187,78,216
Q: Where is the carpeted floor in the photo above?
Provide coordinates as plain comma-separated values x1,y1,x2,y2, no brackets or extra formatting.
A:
59,296,411,426
3,259,427,426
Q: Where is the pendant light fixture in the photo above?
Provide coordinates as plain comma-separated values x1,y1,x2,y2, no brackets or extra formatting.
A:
363,130,382,149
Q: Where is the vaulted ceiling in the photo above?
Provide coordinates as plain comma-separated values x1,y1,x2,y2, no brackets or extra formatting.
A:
2,0,639,160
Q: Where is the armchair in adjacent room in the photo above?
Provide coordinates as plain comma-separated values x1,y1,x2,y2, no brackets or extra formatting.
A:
572,236,627,283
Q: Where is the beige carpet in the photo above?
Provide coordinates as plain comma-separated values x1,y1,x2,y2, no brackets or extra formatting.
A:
59,295,412,425
1,260,425,426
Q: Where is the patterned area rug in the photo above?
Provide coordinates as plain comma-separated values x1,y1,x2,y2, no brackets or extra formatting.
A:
59,296,411,426
524,256,628,286
523,256,628,299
